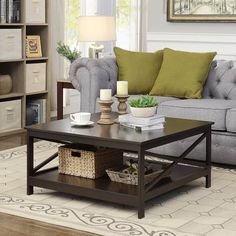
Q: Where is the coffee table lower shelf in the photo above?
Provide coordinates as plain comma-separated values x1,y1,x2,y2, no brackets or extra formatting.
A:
29,163,208,207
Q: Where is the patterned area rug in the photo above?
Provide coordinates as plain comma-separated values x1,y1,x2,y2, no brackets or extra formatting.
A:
1,141,236,236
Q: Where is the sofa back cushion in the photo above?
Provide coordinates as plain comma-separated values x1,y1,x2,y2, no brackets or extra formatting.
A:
203,60,236,100
114,47,163,94
150,48,216,99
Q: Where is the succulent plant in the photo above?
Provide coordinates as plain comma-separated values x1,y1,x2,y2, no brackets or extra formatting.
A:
128,95,158,108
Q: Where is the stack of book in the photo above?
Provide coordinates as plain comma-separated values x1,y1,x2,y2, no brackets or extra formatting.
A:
119,114,165,131
0,0,20,23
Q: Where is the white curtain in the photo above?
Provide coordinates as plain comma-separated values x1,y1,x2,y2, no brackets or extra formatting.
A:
115,0,147,52
49,0,65,112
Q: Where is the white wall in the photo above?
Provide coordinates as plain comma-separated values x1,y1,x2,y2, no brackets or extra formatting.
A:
148,0,236,34
147,0,236,59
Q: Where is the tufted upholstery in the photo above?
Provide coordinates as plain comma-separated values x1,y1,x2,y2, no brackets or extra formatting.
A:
203,60,236,100
69,57,236,165
69,57,118,112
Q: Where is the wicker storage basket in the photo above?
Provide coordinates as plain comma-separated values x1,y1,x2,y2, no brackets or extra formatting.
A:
58,144,123,179
106,164,169,185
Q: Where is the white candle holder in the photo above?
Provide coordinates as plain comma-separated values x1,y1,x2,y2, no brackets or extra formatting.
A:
97,100,114,125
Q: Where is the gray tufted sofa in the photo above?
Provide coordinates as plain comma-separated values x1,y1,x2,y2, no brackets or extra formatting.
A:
70,58,236,166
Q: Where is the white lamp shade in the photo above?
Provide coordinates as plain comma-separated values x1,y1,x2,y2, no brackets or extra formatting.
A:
78,16,116,42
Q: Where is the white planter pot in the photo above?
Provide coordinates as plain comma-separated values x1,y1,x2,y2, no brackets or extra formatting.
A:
130,106,157,117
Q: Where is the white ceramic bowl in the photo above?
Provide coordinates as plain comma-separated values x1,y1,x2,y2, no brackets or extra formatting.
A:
130,106,157,117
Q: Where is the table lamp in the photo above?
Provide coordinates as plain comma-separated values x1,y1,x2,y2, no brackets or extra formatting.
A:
78,16,116,59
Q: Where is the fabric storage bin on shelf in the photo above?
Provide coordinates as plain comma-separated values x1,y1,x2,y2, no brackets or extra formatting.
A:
58,144,123,179
26,63,46,94
25,0,46,23
0,29,22,60
0,99,21,132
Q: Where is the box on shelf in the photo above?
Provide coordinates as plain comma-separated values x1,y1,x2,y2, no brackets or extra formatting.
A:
25,0,45,23
26,63,46,94
58,144,123,179
0,99,21,132
0,29,22,60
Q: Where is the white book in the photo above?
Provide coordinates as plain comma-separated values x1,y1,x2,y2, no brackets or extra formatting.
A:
119,114,165,126
120,122,164,131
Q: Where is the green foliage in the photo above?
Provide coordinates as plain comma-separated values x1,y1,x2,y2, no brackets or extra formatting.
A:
116,0,130,28
128,96,158,108
56,41,81,63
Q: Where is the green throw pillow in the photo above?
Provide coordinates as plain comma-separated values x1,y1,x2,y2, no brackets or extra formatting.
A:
149,48,217,99
114,47,163,94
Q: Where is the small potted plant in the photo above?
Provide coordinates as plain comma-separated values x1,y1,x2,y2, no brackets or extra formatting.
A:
128,95,158,117
56,41,81,64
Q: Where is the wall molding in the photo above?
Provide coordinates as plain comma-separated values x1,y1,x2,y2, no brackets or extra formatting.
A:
146,32,236,59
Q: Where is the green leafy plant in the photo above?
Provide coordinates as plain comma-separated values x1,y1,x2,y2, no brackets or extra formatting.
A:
128,95,158,108
56,41,81,63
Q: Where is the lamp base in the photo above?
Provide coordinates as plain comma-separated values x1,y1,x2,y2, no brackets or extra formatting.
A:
89,43,104,59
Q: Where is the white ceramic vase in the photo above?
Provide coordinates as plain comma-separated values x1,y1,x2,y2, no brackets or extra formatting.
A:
130,106,157,117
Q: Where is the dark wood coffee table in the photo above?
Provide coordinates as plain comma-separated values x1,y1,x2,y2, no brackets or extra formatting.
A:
26,113,213,219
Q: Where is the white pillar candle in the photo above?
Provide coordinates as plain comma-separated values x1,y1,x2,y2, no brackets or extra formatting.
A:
117,81,128,96
100,89,112,101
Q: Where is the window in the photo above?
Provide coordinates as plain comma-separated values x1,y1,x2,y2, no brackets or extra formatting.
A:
116,0,141,51
65,0,80,48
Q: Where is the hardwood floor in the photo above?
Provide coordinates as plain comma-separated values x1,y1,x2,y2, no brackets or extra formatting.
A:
0,213,97,236
0,134,97,236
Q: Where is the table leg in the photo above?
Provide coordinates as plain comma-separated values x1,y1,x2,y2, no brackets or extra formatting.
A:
138,148,145,219
27,133,34,195
57,82,63,120
205,129,211,188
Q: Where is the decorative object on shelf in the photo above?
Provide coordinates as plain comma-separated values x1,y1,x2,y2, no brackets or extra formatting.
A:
0,74,12,95
129,95,158,117
26,35,42,58
78,16,116,59
106,159,170,185
115,95,129,115
56,41,81,63
58,144,123,179
167,0,236,22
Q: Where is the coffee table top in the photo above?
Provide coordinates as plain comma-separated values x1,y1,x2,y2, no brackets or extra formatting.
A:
26,113,213,151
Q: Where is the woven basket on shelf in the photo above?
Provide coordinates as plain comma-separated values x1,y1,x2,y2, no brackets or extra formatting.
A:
58,144,123,179
106,165,169,185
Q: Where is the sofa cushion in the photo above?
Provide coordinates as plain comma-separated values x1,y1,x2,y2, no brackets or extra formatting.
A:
157,99,236,131
226,108,236,133
114,47,163,94
150,48,216,99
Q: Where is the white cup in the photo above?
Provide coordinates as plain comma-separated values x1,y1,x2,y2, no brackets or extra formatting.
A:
70,112,91,124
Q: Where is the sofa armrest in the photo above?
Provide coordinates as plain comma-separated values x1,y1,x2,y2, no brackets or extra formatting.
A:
69,57,118,113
